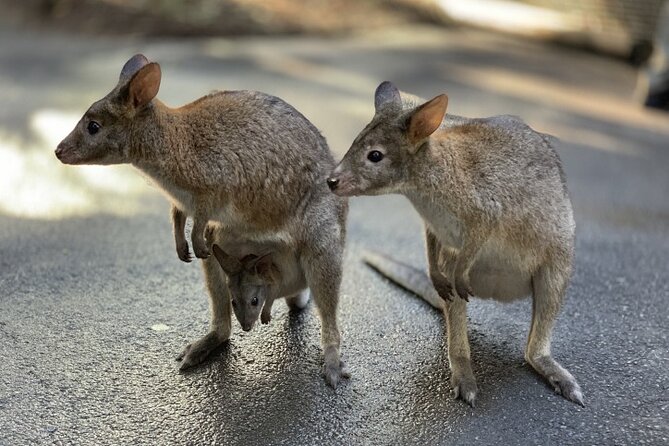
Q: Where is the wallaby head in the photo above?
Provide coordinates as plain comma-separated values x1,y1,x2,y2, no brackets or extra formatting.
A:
327,81,448,197
211,245,280,332
55,54,162,165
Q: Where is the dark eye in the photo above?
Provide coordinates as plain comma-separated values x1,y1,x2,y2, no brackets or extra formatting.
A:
367,150,384,163
251,297,259,306
231,300,237,308
87,121,101,135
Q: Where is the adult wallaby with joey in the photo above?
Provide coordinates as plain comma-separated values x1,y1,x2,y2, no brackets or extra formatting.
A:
55,54,350,388
327,81,582,405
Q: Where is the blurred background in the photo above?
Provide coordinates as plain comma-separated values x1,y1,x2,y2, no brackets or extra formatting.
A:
1,1,667,445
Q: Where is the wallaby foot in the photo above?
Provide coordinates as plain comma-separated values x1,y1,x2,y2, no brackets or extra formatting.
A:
302,238,348,389
450,356,478,406
527,263,583,406
323,345,350,388
178,254,233,369
285,290,310,311
527,354,584,406
177,331,228,370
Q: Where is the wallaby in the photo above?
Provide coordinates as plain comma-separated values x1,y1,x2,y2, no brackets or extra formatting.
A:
327,81,583,405
55,54,350,388
211,244,311,331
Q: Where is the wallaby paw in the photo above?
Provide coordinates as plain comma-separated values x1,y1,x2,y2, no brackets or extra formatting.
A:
454,278,473,301
434,281,453,302
261,312,271,325
451,373,478,406
549,373,585,406
323,360,350,389
193,244,211,259
176,242,193,263
177,331,227,370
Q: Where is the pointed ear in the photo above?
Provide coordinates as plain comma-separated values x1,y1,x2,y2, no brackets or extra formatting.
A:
253,254,280,283
374,81,401,112
406,94,448,152
212,245,242,276
126,62,161,109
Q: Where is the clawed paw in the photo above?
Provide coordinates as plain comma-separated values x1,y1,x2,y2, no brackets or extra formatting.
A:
176,331,227,370
452,374,478,407
192,244,211,259
261,312,271,325
323,360,350,389
549,375,585,407
454,278,473,301
176,242,193,263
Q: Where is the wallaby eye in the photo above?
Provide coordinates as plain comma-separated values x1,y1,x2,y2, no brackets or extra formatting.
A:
87,121,101,135
231,299,237,308
251,297,259,306
367,150,384,163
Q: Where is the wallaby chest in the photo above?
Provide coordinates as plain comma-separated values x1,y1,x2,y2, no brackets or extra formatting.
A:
135,162,195,211
408,195,462,249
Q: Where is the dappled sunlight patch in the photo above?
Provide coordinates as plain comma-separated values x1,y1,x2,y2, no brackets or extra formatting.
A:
0,109,152,219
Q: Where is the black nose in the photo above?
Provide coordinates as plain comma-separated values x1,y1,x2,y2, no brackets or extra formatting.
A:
327,177,339,191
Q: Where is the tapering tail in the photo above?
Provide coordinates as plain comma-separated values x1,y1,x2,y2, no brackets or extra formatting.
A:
362,251,445,310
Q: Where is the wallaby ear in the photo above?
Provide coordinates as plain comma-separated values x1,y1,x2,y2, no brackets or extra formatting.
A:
253,254,280,283
212,245,243,276
126,62,161,109
119,54,149,81
406,94,448,151
374,81,401,112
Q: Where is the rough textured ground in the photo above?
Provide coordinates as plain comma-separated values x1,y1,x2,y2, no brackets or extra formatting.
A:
0,23,667,445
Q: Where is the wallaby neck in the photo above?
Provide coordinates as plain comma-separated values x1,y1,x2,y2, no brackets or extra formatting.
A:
129,99,184,165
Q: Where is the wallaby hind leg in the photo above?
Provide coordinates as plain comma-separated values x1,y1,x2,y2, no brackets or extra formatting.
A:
301,246,349,389
444,298,478,406
526,264,584,406
177,255,232,370
285,289,310,311
426,229,477,405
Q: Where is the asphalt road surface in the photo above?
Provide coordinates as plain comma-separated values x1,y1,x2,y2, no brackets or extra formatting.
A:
1,23,668,445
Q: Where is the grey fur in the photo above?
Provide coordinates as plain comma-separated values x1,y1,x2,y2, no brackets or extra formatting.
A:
55,54,349,388
330,82,583,405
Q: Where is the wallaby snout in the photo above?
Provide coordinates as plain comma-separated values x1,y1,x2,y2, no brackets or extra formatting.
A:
326,165,358,197
55,139,80,165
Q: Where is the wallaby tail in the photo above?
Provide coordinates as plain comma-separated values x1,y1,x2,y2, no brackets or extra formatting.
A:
362,251,444,310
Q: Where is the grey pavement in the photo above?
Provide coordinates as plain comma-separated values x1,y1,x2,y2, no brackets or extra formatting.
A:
0,23,668,445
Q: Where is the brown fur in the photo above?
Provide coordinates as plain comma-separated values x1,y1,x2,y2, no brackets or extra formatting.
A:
56,54,350,388
329,81,583,405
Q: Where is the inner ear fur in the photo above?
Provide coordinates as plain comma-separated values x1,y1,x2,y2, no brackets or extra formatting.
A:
126,62,161,109
253,255,280,283
406,94,448,151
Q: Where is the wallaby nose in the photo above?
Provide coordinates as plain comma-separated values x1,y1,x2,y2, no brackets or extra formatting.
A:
327,177,339,191
242,324,252,332
55,143,66,160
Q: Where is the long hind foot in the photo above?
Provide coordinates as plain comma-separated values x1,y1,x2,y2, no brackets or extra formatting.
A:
527,354,584,406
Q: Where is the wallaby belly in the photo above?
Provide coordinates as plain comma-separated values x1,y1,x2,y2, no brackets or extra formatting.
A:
468,240,533,301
